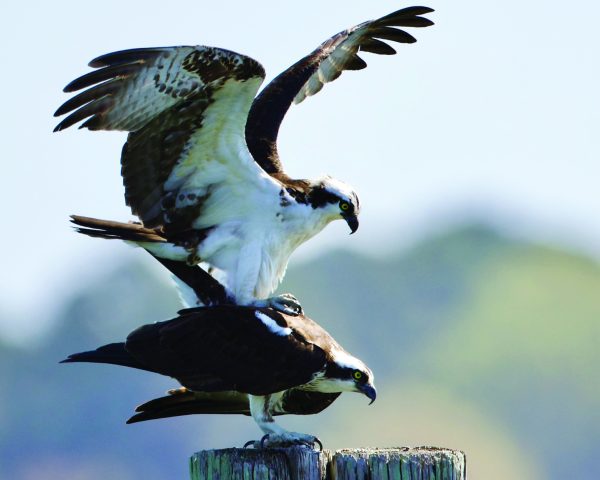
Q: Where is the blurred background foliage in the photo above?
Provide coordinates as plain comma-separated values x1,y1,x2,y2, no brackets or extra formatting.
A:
1,224,598,479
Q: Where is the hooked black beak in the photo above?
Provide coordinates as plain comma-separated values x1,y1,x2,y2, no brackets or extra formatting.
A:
360,384,377,405
343,213,359,234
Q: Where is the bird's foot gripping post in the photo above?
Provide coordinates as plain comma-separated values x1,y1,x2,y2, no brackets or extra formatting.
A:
246,394,322,450
244,433,323,451
190,446,466,480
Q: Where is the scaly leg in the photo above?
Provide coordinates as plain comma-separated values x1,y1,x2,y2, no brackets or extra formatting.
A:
232,242,303,316
245,394,321,449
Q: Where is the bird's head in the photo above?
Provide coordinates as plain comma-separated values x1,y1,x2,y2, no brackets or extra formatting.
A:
308,176,360,234
319,349,376,404
346,365,377,404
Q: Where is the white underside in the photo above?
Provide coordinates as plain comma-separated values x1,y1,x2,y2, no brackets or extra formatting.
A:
198,208,334,303
144,189,338,304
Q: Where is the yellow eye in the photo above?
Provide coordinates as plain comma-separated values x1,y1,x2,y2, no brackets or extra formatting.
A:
340,201,350,212
353,370,363,380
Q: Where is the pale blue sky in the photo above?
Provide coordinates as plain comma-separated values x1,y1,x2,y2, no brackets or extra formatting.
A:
2,0,599,342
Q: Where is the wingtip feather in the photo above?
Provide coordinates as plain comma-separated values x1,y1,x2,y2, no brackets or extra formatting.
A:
88,47,169,68
375,6,435,29
398,6,435,16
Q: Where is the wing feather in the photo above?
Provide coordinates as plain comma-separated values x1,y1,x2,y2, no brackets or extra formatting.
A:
245,6,434,174
54,80,120,117
54,96,113,132
375,6,435,27
88,47,171,68
126,307,327,395
359,38,398,55
369,26,417,44
55,46,269,229
61,63,141,94
126,389,341,423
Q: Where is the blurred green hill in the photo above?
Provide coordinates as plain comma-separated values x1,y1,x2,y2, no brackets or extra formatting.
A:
1,225,598,479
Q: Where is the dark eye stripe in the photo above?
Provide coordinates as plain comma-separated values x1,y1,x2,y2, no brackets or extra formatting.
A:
309,187,342,208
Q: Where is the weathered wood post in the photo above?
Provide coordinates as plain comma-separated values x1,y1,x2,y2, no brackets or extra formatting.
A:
190,446,466,479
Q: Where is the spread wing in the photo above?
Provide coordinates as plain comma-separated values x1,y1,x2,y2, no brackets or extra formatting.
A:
245,6,434,174
125,307,328,395
54,46,272,229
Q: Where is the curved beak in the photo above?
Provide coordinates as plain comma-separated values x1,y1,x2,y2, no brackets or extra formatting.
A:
359,384,377,405
342,213,359,234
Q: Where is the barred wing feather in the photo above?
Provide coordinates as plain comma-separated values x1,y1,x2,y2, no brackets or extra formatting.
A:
54,46,268,228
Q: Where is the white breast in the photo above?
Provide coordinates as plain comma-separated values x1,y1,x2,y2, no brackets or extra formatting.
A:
195,192,335,303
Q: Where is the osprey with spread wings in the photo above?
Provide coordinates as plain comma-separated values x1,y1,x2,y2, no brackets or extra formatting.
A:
55,7,434,313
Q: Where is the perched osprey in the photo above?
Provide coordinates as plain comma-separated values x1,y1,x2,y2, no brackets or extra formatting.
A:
55,7,434,313
62,305,376,446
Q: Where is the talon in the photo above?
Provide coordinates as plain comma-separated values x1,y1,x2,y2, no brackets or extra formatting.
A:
313,437,323,451
243,440,256,449
267,293,303,316
186,253,201,266
260,434,270,449
252,432,322,450
298,436,322,450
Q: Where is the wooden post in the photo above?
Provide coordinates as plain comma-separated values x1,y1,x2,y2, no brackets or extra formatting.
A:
190,446,466,479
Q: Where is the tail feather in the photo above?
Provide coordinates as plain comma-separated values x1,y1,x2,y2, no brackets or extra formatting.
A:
61,343,147,371
70,215,166,243
127,390,251,423
149,255,230,306
70,215,230,306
